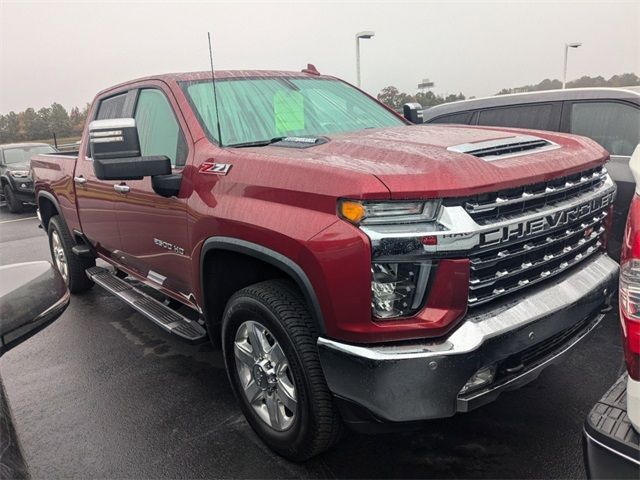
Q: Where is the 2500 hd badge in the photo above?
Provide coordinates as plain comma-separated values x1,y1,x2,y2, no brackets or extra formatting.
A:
479,191,614,248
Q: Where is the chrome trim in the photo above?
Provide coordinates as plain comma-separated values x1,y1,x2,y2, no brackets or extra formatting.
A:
584,430,640,467
319,253,617,361
465,168,606,214
317,253,618,422
89,118,135,130
457,312,604,410
147,270,166,286
361,174,615,255
470,213,606,269
113,184,130,194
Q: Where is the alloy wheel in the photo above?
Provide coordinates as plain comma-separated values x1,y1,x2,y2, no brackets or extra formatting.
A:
233,320,297,431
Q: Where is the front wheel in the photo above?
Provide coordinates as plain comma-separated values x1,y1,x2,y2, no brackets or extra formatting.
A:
222,280,342,461
3,184,23,213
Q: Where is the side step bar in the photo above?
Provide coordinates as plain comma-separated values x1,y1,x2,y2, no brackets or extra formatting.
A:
86,266,207,342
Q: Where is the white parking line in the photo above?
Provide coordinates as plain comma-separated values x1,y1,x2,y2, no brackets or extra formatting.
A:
0,216,38,224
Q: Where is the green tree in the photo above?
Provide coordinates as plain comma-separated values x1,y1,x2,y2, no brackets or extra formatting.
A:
49,102,71,137
4,112,22,142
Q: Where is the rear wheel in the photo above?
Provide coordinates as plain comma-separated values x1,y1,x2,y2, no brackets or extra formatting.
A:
3,184,23,213
47,215,95,293
222,279,342,461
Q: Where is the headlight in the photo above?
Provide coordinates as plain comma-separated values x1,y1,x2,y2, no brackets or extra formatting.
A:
371,261,433,318
9,170,30,179
339,199,440,225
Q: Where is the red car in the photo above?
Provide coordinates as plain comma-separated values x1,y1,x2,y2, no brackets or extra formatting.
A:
32,68,618,460
584,144,640,478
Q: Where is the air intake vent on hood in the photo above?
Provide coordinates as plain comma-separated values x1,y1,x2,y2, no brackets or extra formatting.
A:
447,135,559,161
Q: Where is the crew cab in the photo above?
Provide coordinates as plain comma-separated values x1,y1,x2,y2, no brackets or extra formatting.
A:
31,68,619,460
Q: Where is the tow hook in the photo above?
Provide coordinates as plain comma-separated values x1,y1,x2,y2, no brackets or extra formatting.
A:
600,288,614,313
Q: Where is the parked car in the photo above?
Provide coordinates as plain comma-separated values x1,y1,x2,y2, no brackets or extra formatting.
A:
0,261,70,479
0,143,57,213
417,87,640,259
31,68,618,460
583,145,640,478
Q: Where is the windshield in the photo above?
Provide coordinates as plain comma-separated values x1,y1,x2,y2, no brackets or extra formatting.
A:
3,145,55,164
181,77,405,146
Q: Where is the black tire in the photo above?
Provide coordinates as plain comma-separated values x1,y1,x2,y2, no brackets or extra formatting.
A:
222,279,342,461
4,184,23,213
47,215,95,293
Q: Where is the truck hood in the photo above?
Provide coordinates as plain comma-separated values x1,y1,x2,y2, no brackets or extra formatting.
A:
259,125,608,198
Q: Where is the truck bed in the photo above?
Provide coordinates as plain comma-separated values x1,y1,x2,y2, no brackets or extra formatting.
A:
30,153,81,233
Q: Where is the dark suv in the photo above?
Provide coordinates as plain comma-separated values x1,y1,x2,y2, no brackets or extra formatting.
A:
0,143,56,212
420,87,640,258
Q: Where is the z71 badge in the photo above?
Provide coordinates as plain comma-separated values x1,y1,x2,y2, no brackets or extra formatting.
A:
199,162,232,175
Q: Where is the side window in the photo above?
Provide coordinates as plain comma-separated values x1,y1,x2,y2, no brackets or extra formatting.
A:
477,104,556,130
429,111,473,124
134,89,187,167
569,102,640,157
96,93,127,120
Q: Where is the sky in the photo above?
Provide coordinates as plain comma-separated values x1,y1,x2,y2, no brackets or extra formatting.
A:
1,0,639,113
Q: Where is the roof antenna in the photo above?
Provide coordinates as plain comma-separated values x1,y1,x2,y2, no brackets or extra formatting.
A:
207,32,224,147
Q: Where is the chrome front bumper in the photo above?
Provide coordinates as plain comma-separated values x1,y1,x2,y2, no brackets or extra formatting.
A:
317,253,618,423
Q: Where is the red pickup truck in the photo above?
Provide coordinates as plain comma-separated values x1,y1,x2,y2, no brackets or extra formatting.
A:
32,68,618,460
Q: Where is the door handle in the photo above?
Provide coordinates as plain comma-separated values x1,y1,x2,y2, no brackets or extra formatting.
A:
113,184,130,194
73,176,87,185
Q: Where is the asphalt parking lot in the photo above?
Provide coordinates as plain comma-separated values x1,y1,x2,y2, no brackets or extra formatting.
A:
0,205,627,479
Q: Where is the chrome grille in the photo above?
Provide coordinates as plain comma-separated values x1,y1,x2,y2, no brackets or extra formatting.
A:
468,209,608,307
459,166,607,224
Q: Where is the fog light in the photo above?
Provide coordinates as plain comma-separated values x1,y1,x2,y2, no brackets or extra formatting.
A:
371,261,433,319
459,365,496,395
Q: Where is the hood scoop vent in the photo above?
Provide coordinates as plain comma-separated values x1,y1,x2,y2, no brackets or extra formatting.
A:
275,136,328,149
447,135,559,161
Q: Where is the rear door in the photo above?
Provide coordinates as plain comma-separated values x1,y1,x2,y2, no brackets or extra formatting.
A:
75,91,136,256
473,102,563,131
113,83,193,298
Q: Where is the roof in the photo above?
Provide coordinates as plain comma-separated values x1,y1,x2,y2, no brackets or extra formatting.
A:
98,69,334,96
422,86,640,120
0,142,52,150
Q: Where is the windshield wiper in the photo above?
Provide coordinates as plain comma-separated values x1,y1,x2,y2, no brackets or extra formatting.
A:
228,137,285,148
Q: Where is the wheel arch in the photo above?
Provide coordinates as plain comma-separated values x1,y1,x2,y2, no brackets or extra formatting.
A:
37,191,61,230
200,237,326,342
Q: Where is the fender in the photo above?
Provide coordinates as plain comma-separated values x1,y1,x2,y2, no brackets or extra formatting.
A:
200,237,326,335
36,190,62,227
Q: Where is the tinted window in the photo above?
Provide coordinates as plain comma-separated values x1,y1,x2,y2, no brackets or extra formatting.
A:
477,104,555,130
429,111,473,124
181,77,404,146
134,89,186,167
96,93,127,120
3,145,55,164
570,102,640,156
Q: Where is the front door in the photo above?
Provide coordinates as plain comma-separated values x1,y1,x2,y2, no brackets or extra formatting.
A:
113,85,193,300
75,91,136,256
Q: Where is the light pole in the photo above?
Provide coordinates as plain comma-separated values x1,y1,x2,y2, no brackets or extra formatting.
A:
563,42,582,89
355,31,375,88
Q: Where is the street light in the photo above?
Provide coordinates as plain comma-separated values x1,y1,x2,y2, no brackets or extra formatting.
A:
563,42,582,89
355,31,375,88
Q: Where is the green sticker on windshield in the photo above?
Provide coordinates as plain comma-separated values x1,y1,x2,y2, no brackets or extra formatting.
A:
274,90,304,133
